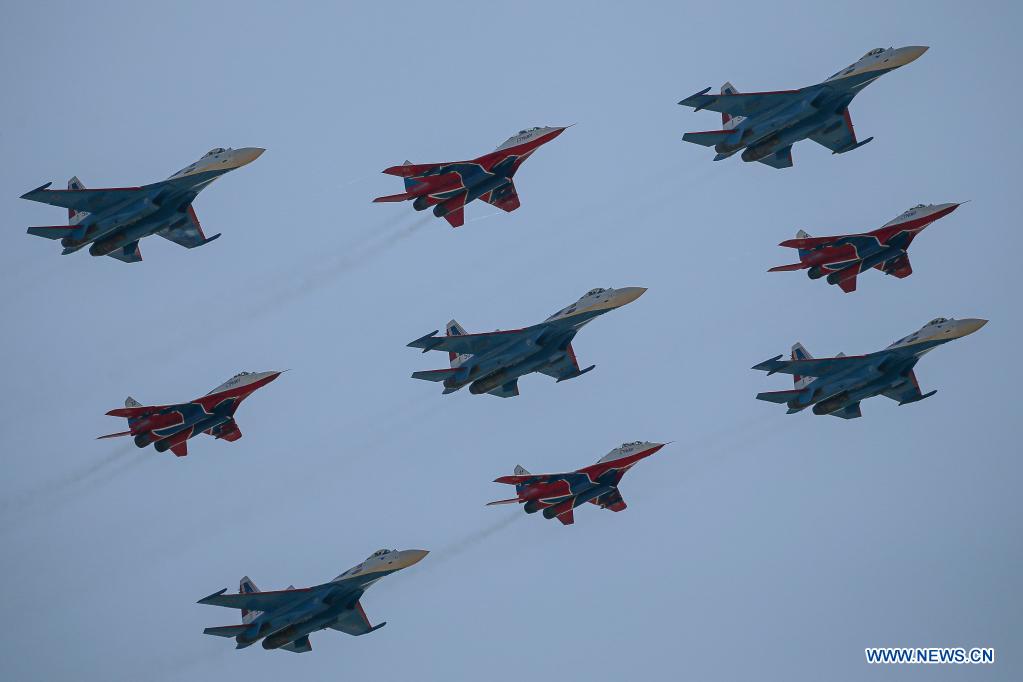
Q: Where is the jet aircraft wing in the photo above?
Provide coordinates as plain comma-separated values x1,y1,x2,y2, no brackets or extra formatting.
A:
881,370,935,405
408,328,531,356
590,487,627,512
879,253,913,278
753,353,874,378
757,145,794,169
678,89,805,117
329,601,384,636
537,344,593,382
830,402,863,419
809,111,871,154
106,241,143,263
157,206,221,249
197,586,315,612
479,181,520,212
20,183,147,213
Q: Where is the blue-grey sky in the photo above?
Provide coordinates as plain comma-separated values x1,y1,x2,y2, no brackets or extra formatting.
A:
1,1,1020,680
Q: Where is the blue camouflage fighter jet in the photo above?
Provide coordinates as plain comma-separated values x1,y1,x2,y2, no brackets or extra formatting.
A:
754,317,986,419
408,286,646,397
679,46,928,168
199,548,428,653
21,147,263,262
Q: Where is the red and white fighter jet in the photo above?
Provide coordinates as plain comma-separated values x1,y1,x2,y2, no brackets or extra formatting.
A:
769,203,962,292
98,371,283,456
488,441,667,525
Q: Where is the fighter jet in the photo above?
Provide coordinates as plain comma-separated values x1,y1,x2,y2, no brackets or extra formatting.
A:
21,147,264,262
373,126,568,227
770,203,962,292
488,441,666,525
97,371,283,456
199,548,429,653
408,287,646,397
679,46,928,168
753,317,986,419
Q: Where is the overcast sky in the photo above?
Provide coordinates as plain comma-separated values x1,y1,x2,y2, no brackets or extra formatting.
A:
1,1,1020,680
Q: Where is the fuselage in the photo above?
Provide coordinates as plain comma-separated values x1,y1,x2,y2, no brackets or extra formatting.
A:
787,318,985,415
513,442,664,515
114,370,281,452
381,126,566,215
60,147,263,255
794,203,960,282
441,286,646,394
230,549,428,650
715,46,927,161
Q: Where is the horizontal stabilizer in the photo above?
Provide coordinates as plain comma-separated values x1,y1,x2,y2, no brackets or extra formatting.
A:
382,163,443,177
408,330,443,352
756,388,805,404
837,274,858,293
556,508,575,525
682,130,737,147
779,235,845,249
486,497,521,506
203,624,249,638
107,405,160,418
96,430,132,440
411,367,466,383
27,225,81,240
372,192,415,203
768,262,807,272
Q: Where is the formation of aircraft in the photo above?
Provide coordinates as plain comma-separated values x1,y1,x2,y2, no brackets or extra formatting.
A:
679,46,927,168
488,441,666,525
407,286,646,397
21,147,263,262
13,42,994,657
373,126,567,227
98,371,283,456
199,548,429,653
753,317,986,419
769,203,962,292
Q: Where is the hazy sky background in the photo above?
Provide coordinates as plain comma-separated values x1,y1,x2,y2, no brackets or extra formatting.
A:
1,1,1020,680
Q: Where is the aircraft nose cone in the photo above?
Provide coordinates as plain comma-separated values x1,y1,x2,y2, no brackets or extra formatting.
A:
899,45,929,64
235,147,265,166
399,549,430,567
613,287,647,307
958,318,988,336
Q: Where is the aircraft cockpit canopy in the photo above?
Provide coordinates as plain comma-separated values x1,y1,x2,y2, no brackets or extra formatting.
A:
928,317,949,326
203,148,228,158
862,48,887,58
371,549,395,557
585,287,608,297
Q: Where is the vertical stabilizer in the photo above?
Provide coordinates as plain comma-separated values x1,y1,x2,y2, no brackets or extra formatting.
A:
720,83,744,129
791,343,814,390
239,576,261,624
513,465,530,475
401,161,421,193
67,176,88,224
446,320,471,367
795,230,814,260
125,396,142,408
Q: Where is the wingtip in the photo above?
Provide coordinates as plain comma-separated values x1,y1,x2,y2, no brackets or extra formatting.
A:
20,181,53,198
197,587,228,604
